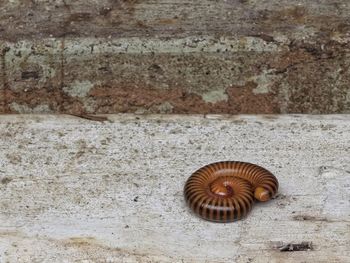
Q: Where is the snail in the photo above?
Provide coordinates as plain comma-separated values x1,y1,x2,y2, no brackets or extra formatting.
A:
184,161,278,222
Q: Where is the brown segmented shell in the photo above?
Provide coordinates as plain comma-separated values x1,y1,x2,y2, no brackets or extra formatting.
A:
184,161,279,222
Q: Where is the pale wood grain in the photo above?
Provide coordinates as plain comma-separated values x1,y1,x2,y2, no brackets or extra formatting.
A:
0,114,349,262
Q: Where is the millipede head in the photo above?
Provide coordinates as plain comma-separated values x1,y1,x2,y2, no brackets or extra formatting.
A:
254,187,271,202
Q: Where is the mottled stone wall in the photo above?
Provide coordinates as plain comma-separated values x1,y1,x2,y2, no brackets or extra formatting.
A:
1,0,349,114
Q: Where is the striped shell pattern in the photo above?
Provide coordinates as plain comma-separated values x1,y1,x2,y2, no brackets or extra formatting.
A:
184,161,279,222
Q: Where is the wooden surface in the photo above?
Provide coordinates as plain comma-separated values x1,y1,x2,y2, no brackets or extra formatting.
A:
0,114,349,262
1,1,350,114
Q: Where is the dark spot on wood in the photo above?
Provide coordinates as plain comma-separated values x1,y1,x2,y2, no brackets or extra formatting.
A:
1,47,10,55
133,196,139,202
21,71,39,80
278,242,313,252
293,215,329,222
136,20,149,28
249,34,275,43
68,13,93,22
98,66,111,73
99,7,112,16
1,177,12,185
148,64,163,74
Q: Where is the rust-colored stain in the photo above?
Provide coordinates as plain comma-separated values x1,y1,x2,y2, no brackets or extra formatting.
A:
3,61,348,114
268,49,314,73
89,85,211,113
2,88,68,113
88,83,279,114
2,42,349,115
227,82,280,114
273,6,308,24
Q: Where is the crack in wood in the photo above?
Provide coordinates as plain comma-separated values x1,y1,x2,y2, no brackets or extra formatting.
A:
68,114,110,122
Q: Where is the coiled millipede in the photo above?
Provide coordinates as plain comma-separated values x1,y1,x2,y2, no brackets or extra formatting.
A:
184,161,278,222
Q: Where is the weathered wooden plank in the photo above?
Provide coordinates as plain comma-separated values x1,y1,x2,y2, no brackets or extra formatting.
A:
1,1,350,114
1,0,350,40
0,114,349,262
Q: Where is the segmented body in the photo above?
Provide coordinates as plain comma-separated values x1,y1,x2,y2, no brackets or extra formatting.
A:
184,161,278,222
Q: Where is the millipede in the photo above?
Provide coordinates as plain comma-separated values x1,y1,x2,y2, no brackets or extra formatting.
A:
184,161,278,222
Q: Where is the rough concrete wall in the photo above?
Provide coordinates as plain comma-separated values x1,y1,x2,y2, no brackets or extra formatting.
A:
0,0,350,114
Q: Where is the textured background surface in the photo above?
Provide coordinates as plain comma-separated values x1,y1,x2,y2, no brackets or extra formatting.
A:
0,114,349,262
1,0,350,114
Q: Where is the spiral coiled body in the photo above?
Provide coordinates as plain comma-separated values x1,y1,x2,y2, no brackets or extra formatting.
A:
184,161,278,222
